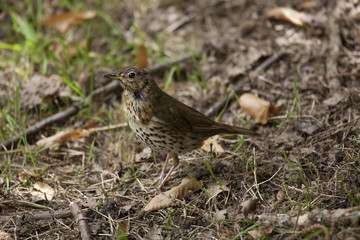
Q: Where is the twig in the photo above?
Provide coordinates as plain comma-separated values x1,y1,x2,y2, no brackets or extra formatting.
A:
166,0,225,33
166,12,197,33
0,200,53,210
70,202,91,240
0,53,198,150
148,52,199,73
204,51,285,117
257,207,360,228
1,106,79,150
0,208,73,221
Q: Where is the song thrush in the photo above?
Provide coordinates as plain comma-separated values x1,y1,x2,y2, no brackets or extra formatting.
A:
105,66,259,188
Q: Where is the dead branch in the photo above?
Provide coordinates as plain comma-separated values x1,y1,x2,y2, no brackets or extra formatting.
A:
0,200,52,210
70,202,91,240
257,207,360,228
147,52,198,73
0,53,198,150
0,208,73,221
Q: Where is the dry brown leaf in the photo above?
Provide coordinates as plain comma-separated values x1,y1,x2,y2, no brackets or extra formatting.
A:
36,123,127,148
36,129,88,148
21,191,48,202
49,39,88,61
201,137,224,153
145,223,162,240
298,0,319,10
239,93,270,124
20,74,63,109
135,147,152,162
137,44,148,68
219,228,235,239
205,180,231,204
248,226,273,238
214,209,227,219
82,119,97,130
0,231,12,240
33,181,55,200
82,198,98,208
266,7,304,27
42,10,97,33
19,171,40,182
144,177,202,211
324,92,345,106
296,121,319,135
117,220,130,236
269,102,286,115
241,198,258,217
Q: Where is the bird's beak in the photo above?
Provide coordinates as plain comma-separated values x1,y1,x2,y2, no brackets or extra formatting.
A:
104,73,127,81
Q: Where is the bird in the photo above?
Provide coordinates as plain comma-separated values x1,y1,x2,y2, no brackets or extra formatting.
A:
104,66,259,188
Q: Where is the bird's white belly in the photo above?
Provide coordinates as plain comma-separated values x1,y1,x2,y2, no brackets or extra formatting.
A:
129,116,202,154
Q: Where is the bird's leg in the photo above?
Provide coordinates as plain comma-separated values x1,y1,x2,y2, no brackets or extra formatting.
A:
157,154,179,189
156,154,171,183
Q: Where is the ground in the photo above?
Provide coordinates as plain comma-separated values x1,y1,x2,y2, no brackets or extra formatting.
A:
0,0,360,239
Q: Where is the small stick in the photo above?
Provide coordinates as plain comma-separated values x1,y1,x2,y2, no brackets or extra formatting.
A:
0,208,73,221
70,202,91,240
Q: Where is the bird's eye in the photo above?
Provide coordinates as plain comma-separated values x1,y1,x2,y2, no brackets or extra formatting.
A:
128,72,136,78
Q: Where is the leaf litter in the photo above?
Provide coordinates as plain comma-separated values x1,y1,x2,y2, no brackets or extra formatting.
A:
1,0,360,239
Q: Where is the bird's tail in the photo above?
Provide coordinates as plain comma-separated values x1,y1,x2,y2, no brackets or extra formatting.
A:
214,122,260,137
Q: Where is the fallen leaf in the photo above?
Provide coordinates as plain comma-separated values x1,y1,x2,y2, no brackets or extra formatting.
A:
33,181,55,200
144,177,202,211
241,198,258,217
266,7,325,31
137,44,148,68
248,226,273,238
117,220,130,236
145,223,162,240
269,102,286,115
296,121,319,135
19,171,40,182
121,204,133,212
266,7,304,27
82,198,98,208
42,10,97,33
135,147,152,161
219,227,235,239
20,74,63,109
239,93,270,124
201,137,224,153
298,0,320,10
214,209,227,219
0,231,12,240
36,129,87,148
49,39,88,61
205,180,231,204
323,92,345,106
36,123,127,148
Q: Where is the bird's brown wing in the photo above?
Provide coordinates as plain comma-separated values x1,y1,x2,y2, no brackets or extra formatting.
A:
153,92,220,133
154,91,259,137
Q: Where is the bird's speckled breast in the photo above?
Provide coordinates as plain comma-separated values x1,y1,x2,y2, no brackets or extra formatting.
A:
124,91,203,154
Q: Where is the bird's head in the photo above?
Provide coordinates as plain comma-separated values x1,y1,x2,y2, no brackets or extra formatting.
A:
104,66,150,93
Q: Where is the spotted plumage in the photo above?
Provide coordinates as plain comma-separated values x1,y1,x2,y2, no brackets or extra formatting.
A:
105,66,259,188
